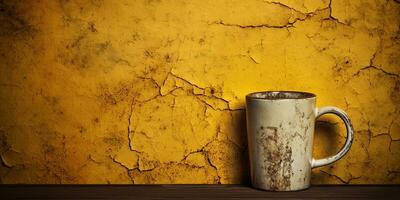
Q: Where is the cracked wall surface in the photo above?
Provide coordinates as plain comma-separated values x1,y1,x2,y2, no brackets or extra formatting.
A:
0,0,399,184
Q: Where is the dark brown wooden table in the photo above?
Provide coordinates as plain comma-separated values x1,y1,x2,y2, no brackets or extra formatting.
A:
0,185,399,199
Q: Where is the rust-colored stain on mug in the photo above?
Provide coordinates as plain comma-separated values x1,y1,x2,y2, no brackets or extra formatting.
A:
0,0,399,184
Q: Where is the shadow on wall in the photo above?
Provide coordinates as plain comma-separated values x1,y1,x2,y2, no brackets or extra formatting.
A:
233,110,251,185
312,114,346,184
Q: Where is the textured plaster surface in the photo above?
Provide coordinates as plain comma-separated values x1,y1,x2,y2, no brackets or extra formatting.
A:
0,0,399,184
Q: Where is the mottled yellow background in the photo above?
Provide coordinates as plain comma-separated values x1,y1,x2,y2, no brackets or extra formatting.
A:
0,0,399,184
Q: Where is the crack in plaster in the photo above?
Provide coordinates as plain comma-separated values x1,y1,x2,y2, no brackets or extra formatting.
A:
211,19,300,30
320,170,361,184
180,126,222,183
124,71,243,183
168,72,243,111
326,0,349,26
87,154,102,165
109,155,135,184
353,66,400,78
127,98,143,154
205,153,222,184
211,0,349,31
372,133,400,152
349,50,399,83
262,0,309,15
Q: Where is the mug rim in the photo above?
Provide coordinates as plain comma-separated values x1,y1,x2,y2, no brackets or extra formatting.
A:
246,90,316,100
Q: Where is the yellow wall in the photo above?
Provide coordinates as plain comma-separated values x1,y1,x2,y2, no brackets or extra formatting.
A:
0,0,399,184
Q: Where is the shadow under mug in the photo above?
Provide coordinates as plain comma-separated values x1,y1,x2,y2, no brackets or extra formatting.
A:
246,91,353,191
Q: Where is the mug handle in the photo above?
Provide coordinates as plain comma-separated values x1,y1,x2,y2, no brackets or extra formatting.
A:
312,106,354,168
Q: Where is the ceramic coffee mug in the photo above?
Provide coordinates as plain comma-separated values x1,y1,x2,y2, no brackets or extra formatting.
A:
246,91,353,191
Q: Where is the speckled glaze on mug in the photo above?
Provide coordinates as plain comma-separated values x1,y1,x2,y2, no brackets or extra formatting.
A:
246,91,353,191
